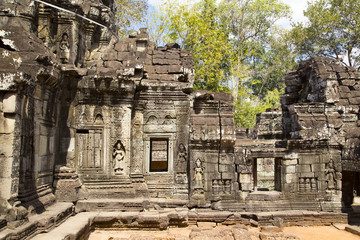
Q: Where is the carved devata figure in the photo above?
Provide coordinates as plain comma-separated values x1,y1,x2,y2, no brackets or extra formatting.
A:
113,140,125,174
326,159,336,190
176,144,187,172
59,33,70,64
194,158,204,190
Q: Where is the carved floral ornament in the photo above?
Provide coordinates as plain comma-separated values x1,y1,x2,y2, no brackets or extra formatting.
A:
144,112,176,125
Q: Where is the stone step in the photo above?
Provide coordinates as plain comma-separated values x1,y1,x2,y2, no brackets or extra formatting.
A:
0,202,73,240
31,212,97,240
345,225,360,236
247,191,283,201
217,199,337,212
31,209,349,240
75,198,189,212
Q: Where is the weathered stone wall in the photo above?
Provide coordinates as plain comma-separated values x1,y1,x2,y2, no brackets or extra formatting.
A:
230,57,360,212
189,91,236,206
0,0,119,225
282,57,360,171
281,57,360,210
1,0,360,235
0,0,66,221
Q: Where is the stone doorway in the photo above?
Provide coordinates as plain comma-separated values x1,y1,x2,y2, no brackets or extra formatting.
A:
342,171,360,210
253,157,281,191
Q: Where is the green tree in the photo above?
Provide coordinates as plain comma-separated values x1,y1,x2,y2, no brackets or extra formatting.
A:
147,0,296,127
156,0,232,91
219,0,294,127
249,30,297,98
291,0,360,68
219,0,293,96
115,0,148,36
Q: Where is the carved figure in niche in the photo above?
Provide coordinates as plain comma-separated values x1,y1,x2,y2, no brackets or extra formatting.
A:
194,158,204,190
212,180,219,194
200,126,207,141
176,144,187,172
113,141,125,174
113,108,123,120
59,33,70,64
326,160,336,190
101,10,110,23
132,113,142,138
336,172,342,191
190,127,197,140
100,27,110,44
224,180,231,194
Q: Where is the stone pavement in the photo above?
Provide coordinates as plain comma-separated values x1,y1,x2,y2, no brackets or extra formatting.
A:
27,207,348,240
0,202,73,240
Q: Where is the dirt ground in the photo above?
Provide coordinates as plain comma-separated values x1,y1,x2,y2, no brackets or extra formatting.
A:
88,225,360,240
282,226,360,240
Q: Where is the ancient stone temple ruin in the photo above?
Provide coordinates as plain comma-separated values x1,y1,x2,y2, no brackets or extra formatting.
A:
1,0,360,239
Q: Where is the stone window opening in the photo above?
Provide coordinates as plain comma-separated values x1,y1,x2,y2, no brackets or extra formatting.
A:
150,138,169,172
253,157,282,191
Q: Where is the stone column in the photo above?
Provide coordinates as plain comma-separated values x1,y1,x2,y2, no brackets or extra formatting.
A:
130,110,144,176
0,93,20,212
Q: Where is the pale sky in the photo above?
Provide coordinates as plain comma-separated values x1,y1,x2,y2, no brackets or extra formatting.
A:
147,0,309,29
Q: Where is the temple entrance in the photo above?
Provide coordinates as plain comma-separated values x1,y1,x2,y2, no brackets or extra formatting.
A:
253,157,281,191
342,171,360,210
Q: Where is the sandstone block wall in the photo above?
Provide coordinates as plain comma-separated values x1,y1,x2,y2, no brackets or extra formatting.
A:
1,0,360,234
189,91,236,206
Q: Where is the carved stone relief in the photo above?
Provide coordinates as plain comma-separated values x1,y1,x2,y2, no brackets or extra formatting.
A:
326,160,336,190
299,177,317,192
194,158,204,190
176,143,187,173
163,114,175,125
212,179,232,195
113,140,125,174
59,33,70,64
112,108,123,121
212,179,221,194
131,111,144,174
146,115,158,124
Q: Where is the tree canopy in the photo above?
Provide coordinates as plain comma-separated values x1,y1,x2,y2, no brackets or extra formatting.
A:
291,0,360,68
114,0,148,36
119,0,360,127
146,0,295,127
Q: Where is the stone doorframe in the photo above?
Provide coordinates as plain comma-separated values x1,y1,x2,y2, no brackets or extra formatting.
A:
143,134,175,175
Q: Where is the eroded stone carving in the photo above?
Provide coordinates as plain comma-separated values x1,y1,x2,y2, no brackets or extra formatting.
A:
194,158,204,190
59,33,70,64
176,143,187,173
113,140,125,174
326,160,336,190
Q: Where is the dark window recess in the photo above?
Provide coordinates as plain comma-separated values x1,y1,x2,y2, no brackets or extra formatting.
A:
150,139,168,172
76,129,89,134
